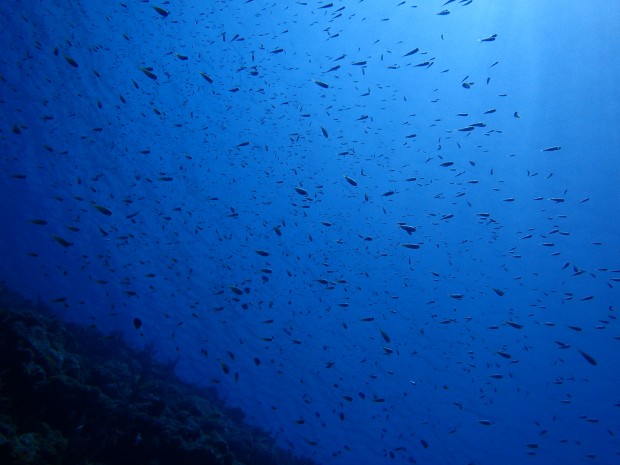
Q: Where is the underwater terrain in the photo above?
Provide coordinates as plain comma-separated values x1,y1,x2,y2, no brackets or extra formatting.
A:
0,285,319,465
0,0,619,464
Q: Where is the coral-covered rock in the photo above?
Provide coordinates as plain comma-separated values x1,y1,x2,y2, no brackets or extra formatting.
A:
0,287,321,465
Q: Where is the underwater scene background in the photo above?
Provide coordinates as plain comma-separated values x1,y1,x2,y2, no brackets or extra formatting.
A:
1,0,619,464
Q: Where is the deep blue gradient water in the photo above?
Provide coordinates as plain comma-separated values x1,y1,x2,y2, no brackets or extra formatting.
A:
1,1,619,464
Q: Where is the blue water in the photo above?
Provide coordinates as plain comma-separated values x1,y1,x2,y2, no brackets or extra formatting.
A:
1,0,619,463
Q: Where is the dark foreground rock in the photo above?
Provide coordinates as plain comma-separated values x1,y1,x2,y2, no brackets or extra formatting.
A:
0,285,320,465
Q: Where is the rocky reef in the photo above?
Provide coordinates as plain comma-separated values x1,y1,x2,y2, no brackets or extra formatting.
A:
0,285,320,465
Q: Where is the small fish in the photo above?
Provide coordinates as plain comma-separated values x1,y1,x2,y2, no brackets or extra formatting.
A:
401,243,420,250
542,146,561,152
200,72,214,83
398,224,416,235
321,126,328,138
295,187,308,196
437,9,450,15
52,235,73,247
29,219,48,225
344,175,357,186
64,55,79,68
133,318,142,330
480,34,497,42
255,250,269,257
229,286,243,295
403,48,419,57
314,80,329,89
140,67,157,80
94,205,112,216
578,349,597,366
153,6,169,17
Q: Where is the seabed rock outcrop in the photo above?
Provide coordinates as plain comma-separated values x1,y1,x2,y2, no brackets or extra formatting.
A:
0,285,319,465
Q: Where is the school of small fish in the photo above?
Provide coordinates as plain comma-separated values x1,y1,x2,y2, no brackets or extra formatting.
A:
0,1,618,464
